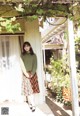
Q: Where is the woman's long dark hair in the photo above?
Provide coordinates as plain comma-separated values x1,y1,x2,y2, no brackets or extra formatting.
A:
22,41,34,55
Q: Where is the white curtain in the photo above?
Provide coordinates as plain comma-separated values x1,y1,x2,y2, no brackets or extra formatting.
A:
0,36,23,102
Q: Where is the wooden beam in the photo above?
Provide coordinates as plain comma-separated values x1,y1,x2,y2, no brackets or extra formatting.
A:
42,43,63,49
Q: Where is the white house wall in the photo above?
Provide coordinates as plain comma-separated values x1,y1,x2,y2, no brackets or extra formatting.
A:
24,19,45,105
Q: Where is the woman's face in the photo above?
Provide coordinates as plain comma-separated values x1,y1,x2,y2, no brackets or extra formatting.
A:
24,45,30,52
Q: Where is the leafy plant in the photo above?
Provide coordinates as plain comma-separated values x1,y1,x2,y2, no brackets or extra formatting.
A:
48,54,70,89
56,87,63,103
0,17,21,33
75,36,80,53
63,101,72,106
47,54,71,106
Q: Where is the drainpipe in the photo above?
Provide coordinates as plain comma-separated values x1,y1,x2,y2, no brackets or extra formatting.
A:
43,48,46,69
68,18,79,116
42,47,46,77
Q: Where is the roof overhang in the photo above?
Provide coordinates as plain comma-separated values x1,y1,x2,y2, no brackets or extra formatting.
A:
40,17,66,50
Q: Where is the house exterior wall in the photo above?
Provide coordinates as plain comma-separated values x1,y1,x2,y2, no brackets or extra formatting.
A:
24,19,45,104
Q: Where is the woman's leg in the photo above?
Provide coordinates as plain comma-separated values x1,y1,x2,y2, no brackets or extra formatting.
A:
28,94,36,112
28,94,35,106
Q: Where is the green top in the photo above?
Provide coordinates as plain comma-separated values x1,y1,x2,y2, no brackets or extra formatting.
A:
21,53,37,75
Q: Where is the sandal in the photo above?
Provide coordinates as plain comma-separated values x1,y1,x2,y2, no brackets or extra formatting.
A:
28,103,36,112
31,106,36,112
29,104,32,109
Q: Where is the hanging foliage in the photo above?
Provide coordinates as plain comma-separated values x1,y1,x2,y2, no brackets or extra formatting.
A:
14,0,70,18
0,17,21,33
0,0,80,32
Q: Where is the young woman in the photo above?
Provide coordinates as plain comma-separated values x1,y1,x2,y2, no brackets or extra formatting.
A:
20,41,40,112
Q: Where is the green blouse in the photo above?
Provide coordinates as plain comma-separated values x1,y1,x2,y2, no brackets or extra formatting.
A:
21,53,37,75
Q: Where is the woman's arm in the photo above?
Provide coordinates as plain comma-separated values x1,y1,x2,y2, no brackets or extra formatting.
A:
31,54,37,76
20,57,29,78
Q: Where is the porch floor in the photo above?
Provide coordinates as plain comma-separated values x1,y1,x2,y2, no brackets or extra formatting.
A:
0,101,54,116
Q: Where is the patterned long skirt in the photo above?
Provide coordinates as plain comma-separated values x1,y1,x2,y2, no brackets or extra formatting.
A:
22,73,40,96
30,73,40,93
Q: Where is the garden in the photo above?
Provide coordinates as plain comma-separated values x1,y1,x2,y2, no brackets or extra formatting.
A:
46,54,72,110
45,33,80,110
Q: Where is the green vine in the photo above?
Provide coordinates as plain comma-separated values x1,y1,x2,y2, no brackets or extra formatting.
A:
0,17,21,33
0,0,80,32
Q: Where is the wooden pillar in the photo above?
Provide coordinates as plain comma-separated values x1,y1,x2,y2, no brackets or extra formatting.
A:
68,19,79,116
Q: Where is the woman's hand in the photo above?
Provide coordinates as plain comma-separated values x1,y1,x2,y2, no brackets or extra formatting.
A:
26,72,29,78
28,72,33,79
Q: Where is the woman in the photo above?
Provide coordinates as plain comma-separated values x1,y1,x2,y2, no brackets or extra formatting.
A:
20,41,40,112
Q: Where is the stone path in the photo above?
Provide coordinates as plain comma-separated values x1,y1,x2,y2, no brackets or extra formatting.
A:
0,101,55,116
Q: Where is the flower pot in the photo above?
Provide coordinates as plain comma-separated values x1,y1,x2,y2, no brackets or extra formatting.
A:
63,104,72,110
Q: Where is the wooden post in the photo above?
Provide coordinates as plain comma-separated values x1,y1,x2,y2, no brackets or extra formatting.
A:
68,19,79,116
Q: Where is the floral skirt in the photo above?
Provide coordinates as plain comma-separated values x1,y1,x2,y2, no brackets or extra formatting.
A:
22,73,40,96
